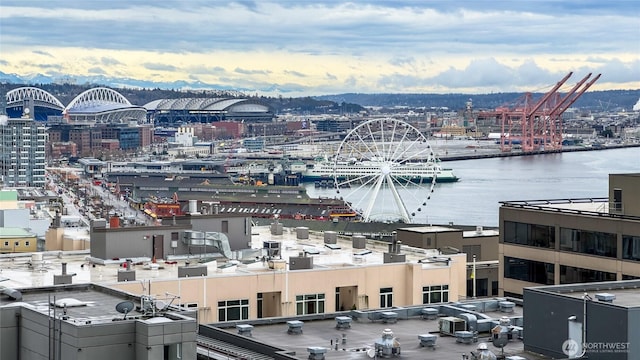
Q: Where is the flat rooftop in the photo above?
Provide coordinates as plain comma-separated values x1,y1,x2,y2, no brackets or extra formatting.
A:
0,225,444,290
0,283,189,325
529,280,640,308
500,198,609,212
211,304,545,360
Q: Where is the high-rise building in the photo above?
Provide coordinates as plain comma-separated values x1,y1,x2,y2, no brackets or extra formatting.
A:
0,110,47,187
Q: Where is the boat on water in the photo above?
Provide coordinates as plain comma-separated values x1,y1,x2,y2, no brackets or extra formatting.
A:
296,157,459,183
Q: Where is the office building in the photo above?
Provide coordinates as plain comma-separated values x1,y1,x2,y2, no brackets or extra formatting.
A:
499,173,640,297
0,283,197,360
524,280,640,360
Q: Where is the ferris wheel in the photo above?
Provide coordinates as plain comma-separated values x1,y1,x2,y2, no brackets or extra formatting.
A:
333,118,439,223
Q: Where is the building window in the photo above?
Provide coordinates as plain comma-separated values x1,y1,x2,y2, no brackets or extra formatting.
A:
295,293,325,315
221,220,228,233
14,241,19,247
256,293,263,319
622,274,640,280
622,235,640,261
25,241,30,246
613,188,622,211
422,285,449,304
3,241,8,247
559,228,617,258
503,221,555,249
217,299,249,321
560,265,616,284
379,287,393,308
504,256,554,285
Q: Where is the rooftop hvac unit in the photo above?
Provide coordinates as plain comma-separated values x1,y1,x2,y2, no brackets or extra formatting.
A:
439,316,466,336
263,240,281,258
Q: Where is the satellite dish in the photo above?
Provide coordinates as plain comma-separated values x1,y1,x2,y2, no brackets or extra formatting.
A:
115,301,135,319
367,348,376,358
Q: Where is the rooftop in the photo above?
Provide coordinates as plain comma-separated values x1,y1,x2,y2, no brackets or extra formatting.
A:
528,280,640,308
208,301,543,360
0,283,190,326
0,225,445,290
0,227,35,237
499,197,615,217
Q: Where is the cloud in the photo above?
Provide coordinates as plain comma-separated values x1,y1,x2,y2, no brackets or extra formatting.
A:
234,68,271,75
37,63,65,71
101,57,122,66
142,63,178,71
284,70,306,78
32,50,53,57
0,1,637,95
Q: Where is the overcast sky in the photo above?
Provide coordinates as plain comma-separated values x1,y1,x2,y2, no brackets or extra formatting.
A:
1,0,638,96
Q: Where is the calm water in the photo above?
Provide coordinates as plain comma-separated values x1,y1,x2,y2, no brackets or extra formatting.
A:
306,147,640,227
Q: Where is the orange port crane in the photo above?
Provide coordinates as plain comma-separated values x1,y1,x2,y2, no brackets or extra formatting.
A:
496,72,600,152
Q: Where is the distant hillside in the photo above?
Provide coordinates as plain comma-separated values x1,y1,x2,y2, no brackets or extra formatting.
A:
314,90,640,111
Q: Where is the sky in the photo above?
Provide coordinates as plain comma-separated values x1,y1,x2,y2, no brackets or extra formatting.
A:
0,0,639,97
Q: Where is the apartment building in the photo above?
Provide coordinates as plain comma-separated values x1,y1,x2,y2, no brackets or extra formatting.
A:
499,173,640,297
0,115,47,187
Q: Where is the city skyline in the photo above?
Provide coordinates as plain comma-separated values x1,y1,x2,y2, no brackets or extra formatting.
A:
1,0,639,97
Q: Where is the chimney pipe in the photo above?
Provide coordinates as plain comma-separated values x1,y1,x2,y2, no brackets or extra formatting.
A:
62,262,67,275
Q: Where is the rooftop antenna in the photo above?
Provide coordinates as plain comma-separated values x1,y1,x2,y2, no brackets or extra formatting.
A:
115,301,135,320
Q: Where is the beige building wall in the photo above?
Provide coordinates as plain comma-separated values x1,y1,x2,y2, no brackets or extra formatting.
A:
609,173,640,216
62,235,88,251
45,227,64,251
110,253,467,324
0,236,37,253
397,227,498,262
45,228,89,251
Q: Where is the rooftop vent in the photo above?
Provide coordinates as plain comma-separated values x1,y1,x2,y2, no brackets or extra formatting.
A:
263,240,281,258
374,329,401,358
595,293,616,303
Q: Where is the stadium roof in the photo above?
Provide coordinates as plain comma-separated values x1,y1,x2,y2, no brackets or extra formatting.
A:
64,87,147,123
144,97,270,113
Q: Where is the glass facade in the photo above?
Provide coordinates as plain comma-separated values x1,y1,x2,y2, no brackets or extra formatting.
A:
504,256,554,285
622,235,640,261
503,221,555,249
560,265,616,284
422,285,449,304
559,228,617,258
295,293,325,315
217,299,249,321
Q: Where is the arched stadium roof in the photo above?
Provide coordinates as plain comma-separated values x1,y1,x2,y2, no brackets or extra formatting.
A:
65,87,147,123
6,86,65,111
144,97,270,113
